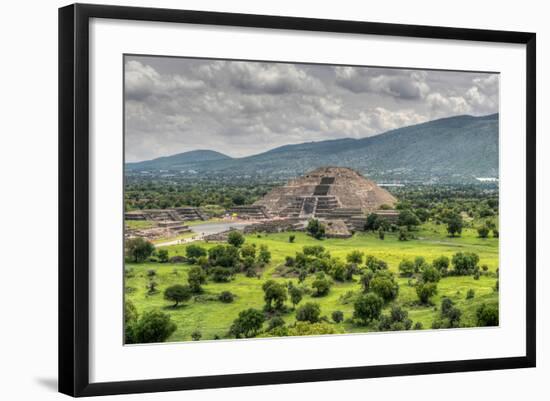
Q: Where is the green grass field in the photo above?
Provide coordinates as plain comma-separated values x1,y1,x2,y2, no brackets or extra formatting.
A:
125,223,498,342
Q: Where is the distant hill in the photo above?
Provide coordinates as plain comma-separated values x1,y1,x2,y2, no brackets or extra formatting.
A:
126,114,499,184
126,149,230,170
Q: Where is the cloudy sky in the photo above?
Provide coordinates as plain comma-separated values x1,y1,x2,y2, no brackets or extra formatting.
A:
125,55,499,162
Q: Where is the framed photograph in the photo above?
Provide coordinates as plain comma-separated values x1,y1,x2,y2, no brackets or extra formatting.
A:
59,3,536,397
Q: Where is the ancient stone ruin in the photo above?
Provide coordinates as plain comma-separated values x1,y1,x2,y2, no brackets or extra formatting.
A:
125,207,206,222
254,167,397,224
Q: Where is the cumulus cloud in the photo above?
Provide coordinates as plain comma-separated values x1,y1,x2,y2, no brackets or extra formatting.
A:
334,67,430,100
124,56,499,161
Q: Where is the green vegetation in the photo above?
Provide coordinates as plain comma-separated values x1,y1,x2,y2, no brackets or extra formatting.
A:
125,221,498,342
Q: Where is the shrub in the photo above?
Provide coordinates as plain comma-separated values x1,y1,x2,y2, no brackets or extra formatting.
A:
328,258,348,281
191,330,202,341
164,284,192,307
413,322,423,330
476,303,499,326
332,310,344,323
147,269,156,277
466,289,475,299
398,210,420,229
146,280,158,295
262,280,287,310
187,265,206,293
267,316,286,331
131,310,177,344
289,235,296,243
492,229,499,238
230,308,265,338
378,227,385,240
285,256,295,267
257,244,271,266
432,256,450,274
296,302,321,323
353,293,384,325
306,219,326,239
289,285,303,308
370,272,399,302
378,305,412,331
420,265,441,283
359,270,374,293
398,259,415,277
240,243,256,259
208,245,240,268
124,300,138,343
218,291,235,303
365,255,388,271
415,282,438,304
452,252,479,275
446,213,463,237
477,226,490,238
185,244,207,264
398,228,408,241
227,231,245,248
346,250,364,265
210,266,233,282
157,249,169,263
311,274,332,297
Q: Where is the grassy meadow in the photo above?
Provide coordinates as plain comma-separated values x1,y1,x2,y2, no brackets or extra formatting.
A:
125,222,499,342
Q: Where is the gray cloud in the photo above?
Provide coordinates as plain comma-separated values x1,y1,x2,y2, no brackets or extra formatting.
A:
124,56,499,162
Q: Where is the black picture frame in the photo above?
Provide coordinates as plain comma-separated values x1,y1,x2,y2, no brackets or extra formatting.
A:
59,3,536,397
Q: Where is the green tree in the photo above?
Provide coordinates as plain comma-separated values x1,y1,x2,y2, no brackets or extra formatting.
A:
289,235,296,243
359,270,374,293
476,303,499,326
218,291,235,303
185,244,207,264
370,271,399,303
477,226,490,238
164,284,192,307
257,244,271,266
267,316,286,331
415,282,438,304
191,330,202,341
132,310,177,343
124,300,138,343
378,227,385,240
296,302,321,323
446,213,463,237
289,286,303,309
208,245,240,268
398,210,420,230
227,230,245,248
307,219,326,240
452,252,480,275
262,280,287,311
230,308,265,338
125,237,155,263
210,266,233,282
420,265,441,283
311,274,332,297
346,250,364,265
157,248,169,263
187,265,206,293
432,256,450,274
240,243,256,259
398,259,415,277
332,310,344,323
353,293,384,325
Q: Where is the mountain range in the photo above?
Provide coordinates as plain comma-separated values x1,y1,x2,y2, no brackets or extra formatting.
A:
125,113,499,184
